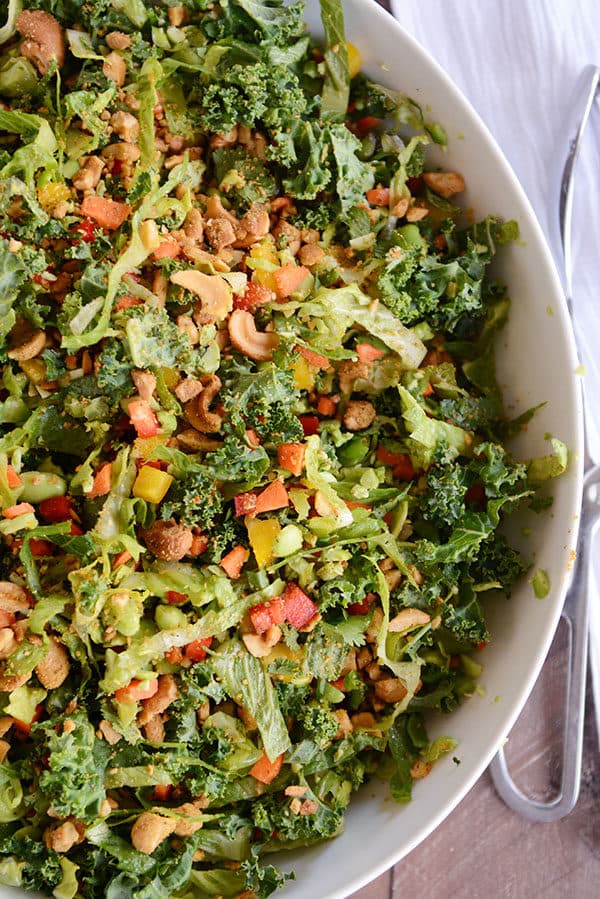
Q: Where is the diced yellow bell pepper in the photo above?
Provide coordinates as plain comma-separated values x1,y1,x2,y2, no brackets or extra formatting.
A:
246,517,281,569
292,356,315,391
37,182,72,213
132,467,173,504
262,644,310,683
346,42,362,79
160,367,180,389
250,239,279,291
132,435,169,460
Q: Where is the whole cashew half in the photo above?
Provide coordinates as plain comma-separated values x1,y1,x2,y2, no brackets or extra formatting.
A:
184,374,223,434
227,309,279,362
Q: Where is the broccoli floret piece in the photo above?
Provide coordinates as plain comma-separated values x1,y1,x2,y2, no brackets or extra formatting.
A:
470,534,529,595
160,471,224,529
297,703,340,746
274,680,310,719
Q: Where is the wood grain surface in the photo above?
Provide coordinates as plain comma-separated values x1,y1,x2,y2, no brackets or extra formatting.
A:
351,622,600,899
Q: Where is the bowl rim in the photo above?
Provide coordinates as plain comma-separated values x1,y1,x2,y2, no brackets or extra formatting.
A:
303,1,584,895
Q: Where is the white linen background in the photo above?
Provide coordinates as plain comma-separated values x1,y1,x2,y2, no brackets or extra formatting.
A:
389,0,600,742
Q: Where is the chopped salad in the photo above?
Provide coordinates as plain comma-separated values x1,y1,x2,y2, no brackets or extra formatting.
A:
0,1,567,897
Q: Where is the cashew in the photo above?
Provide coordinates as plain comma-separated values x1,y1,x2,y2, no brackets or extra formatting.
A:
110,110,139,143
228,310,279,362
374,677,408,704
72,156,104,192
423,171,465,199
176,315,199,345
405,204,429,223
174,378,203,404
299,243,324,267
205,216,237,251
138,675,178,726
131,370,156,403
184,208,204,243
0,673,29,692
210,127,238,150
238,204,270,245
176,429,222,453
98,719,122,745
333,709,353,740
35,637,70,689
141,521,193,561
337,360,370,395
350,712,378,729
0,629,17,662
170,270,233,324
0,740,10,763
143,716,165,743
172,801,205,837
44,820,84,853
103,51,127,86
131,812,176,855
7,319,46,362
242,625,282,658
184,374,222,434
273,220,301,255
168,6,188,26
0,583,29,614
101,142,141,164
388,608,431,633
106,32,132,50
16,11,65,75
384,568,403,592
343,400,376,431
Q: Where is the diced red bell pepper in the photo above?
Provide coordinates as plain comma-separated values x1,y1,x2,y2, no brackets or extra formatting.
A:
299,415,320,436
39,496,74,522
282,583,318,629
70,218,97,243
465,482,486,510
184,637,213,662
393,456,416,481
128,399,160,438
234,282,274,311
114,295,143,312
245,429,261,447
406,176,424,195
166,591,188,605
355,115,382,137
348,593,375,615
234,492,258,517
365,187,390,206
28,538,55,557
115,677,159,703
69,523,84,536
249,597,286,635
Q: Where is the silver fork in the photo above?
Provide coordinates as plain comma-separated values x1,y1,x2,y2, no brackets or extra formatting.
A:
490,64,600,822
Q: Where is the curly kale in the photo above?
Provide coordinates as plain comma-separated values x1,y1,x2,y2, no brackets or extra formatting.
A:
0,836,62,893
161,470,224,529
421,464,469,528
470,533,529,594
252,792,343,845
297,704,340,745
220,361,303,444
95,338,134,402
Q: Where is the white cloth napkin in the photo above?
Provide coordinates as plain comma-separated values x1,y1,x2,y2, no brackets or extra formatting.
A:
390,0,600,738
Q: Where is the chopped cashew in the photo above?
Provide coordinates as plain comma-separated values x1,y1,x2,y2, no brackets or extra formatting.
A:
238,204,270,245
0,629,17,661
337,360,370,394
131,370,157,402
373,677,408,704
7,319,46,362
72,156,104,192
98,719,122,745
138,675,179,726
170,270,233,323
343,400,376,431
103,51,127,86
0,674,29,692
333,709,353,740
141,520,193,561
176,429,222,453
205,216,237,251
184,374,222,434
144,716,165,743
35,637,70,689
131,812,176,855
242,625,282,658
423,171,465,198
44,820,83,853
228,309,279,362
110,110,139,143
16,10,65,75
106,32,132,50
175,378,203,404
410,759,432,779
388,608,431,633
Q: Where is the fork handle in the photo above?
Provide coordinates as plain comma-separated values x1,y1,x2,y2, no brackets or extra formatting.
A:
490,496,600,821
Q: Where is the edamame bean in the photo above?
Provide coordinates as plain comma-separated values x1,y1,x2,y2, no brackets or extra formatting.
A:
19,471,67,504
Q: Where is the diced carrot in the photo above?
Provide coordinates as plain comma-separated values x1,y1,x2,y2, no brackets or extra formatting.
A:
112,550,132,570
0,610,16,628
165,647,184,665
39,496,74,522
249,597,286,635
153,239,181,260
277,443,305,477
249,750,284,784
317,396,336,417
3,502,34,519
422,382,435,397
234,492,257,517
188,534,208,557
153,784,173,801
345,501,372,510
356,343,385,364
366,187,390,206
166,591,188,605
272,264,311,299
296,345,330,370
115,678,159,703
220,545,248,579
355,115,382,137
348,593,375,615
128,399,160,438
254,480,288,515
81,196,131,231
282,583,318,629
87,462,112,498
6,465,22,488
114,295,143,312
245,429,261,447
184,637,213,662
298,415,319,436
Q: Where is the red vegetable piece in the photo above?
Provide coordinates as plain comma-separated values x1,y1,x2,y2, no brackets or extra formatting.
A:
249,597,286,635
282,583,318,629
299,415,319,436
234,492,257,517
234,282,274,311
166,591,188,605
128,399,160,438
184,637,213,662
39,496,74,522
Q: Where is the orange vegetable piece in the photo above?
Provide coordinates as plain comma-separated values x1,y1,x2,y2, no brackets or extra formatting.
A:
188,534,209,557
317,396,336,417
112,550,132,570
153,784,173,801
114,295,143,312
220,545,248,579
277,443,305,477
356,343,386,364
81,196,131,230
272,264,311,299
87,462,112,498
6,465,22,488
153,239,181,260
254,479,289,514
114,677,159,703
249,750,284,784
296,345,330,370
366,187,390,206
3,502,34,519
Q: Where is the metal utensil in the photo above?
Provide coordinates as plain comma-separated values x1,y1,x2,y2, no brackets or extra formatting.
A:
490,64,600,822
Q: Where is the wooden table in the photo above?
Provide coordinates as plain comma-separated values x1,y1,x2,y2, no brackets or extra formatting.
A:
352,622,600,899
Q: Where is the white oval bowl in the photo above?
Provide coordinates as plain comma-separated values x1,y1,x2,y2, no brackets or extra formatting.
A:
276,1,583,896
0,3,582,899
